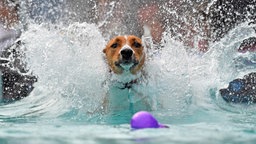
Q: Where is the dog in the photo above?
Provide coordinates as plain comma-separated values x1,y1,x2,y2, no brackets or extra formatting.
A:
102,35,154,117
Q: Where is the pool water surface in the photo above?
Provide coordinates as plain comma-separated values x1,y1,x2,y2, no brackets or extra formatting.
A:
1,1,256,143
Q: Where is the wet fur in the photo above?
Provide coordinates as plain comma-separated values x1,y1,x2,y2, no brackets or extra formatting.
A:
103,35,145,75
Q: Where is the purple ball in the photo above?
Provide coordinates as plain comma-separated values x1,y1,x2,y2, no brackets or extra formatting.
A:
130,111,168,129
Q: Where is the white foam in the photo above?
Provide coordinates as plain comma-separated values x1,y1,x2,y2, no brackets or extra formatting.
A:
1,22,108,118
2,21,255,120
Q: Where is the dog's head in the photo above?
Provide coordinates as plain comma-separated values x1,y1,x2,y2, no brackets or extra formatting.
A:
103,35,145,74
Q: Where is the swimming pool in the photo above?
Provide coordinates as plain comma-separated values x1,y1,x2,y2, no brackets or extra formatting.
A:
1,1,256,144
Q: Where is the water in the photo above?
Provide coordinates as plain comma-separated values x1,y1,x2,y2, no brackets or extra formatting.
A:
1,1,256,144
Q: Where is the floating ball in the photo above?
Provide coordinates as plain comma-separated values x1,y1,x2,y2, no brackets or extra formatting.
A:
130,111,168,129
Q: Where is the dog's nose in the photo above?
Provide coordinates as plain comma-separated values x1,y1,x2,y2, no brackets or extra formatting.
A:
121,49,133,60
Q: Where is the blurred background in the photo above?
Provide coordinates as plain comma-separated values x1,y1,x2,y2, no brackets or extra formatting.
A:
1,0,256,51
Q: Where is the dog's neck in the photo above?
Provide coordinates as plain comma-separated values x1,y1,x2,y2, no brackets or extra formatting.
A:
109,70,142,89
111,71,142,84
118,79,138,89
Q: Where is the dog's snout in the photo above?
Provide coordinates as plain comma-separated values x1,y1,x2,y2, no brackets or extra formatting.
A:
120,49,133,59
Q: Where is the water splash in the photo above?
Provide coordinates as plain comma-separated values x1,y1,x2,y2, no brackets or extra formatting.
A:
0,22,108,121
1,0,256,124
0,21,195,123
187,22,256,113
1,21,255,123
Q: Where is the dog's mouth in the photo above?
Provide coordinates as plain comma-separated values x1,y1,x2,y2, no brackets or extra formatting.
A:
115,59,139,71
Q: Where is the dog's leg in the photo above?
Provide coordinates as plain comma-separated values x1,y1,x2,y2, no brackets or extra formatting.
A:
130,87,156,111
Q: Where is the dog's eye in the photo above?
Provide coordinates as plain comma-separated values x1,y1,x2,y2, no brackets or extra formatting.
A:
111,43,118,48
133,42,141,48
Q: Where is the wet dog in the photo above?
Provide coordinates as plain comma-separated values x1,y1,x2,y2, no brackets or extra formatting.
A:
102,35,153,115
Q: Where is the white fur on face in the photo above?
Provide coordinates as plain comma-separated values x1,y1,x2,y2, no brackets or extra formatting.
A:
119,44,134,54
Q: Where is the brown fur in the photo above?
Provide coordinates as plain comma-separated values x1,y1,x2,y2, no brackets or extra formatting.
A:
103,35,145,75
